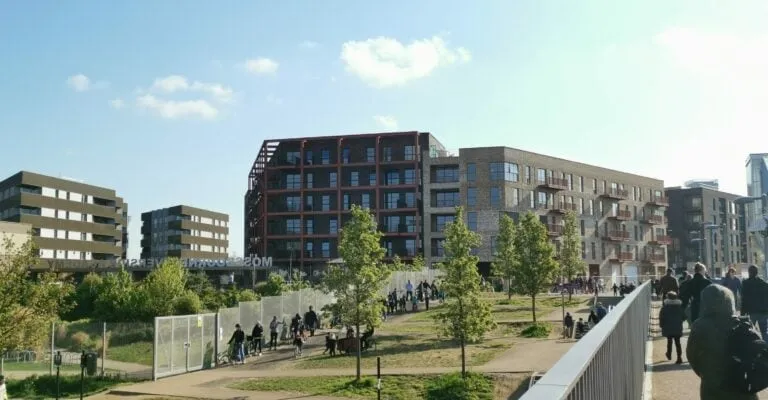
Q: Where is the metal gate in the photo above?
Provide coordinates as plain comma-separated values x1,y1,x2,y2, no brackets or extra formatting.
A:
153,313,216,379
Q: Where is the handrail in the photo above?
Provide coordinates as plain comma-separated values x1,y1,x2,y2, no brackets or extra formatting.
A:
520,281,651,400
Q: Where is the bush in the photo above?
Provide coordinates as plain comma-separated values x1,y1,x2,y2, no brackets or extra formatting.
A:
174,291,203,315
108,324,154,346
425,372,493,400
519,323,551,338
6,374,133,399
69,332,92,352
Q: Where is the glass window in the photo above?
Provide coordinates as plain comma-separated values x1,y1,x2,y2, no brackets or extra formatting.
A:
511,188,519,206
305,219,314,234
350,171,359,187
490,187,501,207
321,149,330,165
435,167,459,183
305,241,314,258
286,219,301,234
529,190,535,208
566,174,572,190
489,162,519,181
369,172,376,186
361,193,371,209
467,188,477,207
286,174,301,190
404,145,416,161
329,218,338,234
342,148,351,164
525,166,531,184
286,196,300,211
405,239,416,256
321,195,331,211
537,191,547,207
436,191,460,207
383,147,392,162
467,212,478,231
536,168,546,183
343,194,350,210
305,195,313,211
386,171,400,185
305,150,313,165
329,172,337,188
366,147,375,162
321,241,330,258
467,163,476,182
305,173,313,189
404,169,416,184
435,215,455,232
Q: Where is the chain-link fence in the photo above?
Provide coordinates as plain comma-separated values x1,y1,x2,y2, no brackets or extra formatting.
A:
382,268,445,296
0,321,155,381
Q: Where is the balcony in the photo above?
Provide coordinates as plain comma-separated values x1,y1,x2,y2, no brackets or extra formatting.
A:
642,254,667,264
609,252,634,262
538,177,568,190
551,203,577,214
607,210,632,221
604,230,630,242
648,235,672,245
642,215,666,225
548,224,563,236
600,188,629,200
648,196,669,207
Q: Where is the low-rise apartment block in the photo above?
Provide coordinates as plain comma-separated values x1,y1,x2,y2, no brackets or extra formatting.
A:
0,220,32,256
140,205,229,260
0,171,128,270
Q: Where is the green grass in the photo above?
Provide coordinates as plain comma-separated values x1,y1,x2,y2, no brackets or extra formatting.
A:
231,374,493,400
0,362,81,372
107,341,154,366
6,374,137,399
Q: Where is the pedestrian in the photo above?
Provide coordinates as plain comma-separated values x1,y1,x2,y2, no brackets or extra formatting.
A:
741,264,768,341
722,267,743,305
659,268,680,299
228,324,246,364
563,312,574,338
268,316,281,350
405,280,414,301
251,321,263,356
687,284,761,399
680,263,712,323
304,306,318,336
0,375,7,400
659,291,685,364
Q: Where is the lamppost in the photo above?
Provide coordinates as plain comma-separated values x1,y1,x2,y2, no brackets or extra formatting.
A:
54,351,62,400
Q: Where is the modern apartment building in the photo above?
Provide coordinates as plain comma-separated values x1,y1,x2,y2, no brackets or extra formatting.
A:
0,221,32,256
0,171,128,270
140,205,229,260
423,146,669,281
745,153,768,267
665,185,746,276
245,131,440,278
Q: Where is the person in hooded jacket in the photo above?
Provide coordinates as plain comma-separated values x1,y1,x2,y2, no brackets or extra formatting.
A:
687,284,759,400
659,291,685,364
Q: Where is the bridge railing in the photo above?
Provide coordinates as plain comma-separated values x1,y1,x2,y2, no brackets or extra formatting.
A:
521,281,651,400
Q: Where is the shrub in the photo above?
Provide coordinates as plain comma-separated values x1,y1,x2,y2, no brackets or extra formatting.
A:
519,323,551,338
69,332,92,352
174,291,203,315
6,374,134,399
108,324,153,346
425,372,493,400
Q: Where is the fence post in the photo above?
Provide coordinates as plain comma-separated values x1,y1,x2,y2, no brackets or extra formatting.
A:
152,317,158,381
50,321,55,376
214,312,220,367
101,322,106,377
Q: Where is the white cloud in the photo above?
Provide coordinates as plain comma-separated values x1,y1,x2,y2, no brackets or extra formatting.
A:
136,94,218,120
373,115,398,130
67,74,91,91
109,98,125,109
245,58,279,74
301,41,319,49
341,35,471,88
150,75,234,103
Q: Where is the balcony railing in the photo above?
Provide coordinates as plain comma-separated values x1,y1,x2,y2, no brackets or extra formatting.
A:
604,230,630,241
643,254,666,263
608,210,632,220
429,149,459,158
600,188,629,200
538,177,569,190
551,203,577,214
520,282,651,400
642,215,666,225
649,235,672,245
548,224,563,236
609,252,634,262
648,196,669,207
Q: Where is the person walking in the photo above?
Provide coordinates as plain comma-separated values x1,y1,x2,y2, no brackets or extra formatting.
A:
659,268,680,300
228,324,246,364
251,321,264,356
659,291,685,364
741,265,768,341
687,284,760,399
680,263,712,323
722,267,743,305
268,316,281,350
405,280,414,301
304,306,318,337
563,312,574,338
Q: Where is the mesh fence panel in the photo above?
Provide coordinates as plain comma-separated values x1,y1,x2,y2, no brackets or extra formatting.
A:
262,296,282,326
217,307,239,353
155,317,173,377
170,316,188,373
282,290,301,322
239,301,260,332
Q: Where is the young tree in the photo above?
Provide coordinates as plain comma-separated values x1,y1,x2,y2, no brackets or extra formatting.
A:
286,270,310,291
433,207,496,378
139,258,188,318
63,272,103,321
491,213,518,299
321,205,405,380
512,212,559,322
0,237,73,351
93,268,140,322
254,272,287,297
560,211,586,301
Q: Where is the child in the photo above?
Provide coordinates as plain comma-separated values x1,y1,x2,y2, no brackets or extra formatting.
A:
411,294,419,311
293,331,305,356
659,291,685,364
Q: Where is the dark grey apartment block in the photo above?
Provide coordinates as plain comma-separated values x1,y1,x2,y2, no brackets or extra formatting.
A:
140,205,229,260
0,171,128,271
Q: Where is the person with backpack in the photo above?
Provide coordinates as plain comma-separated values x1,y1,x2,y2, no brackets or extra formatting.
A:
251,321,264,356
741,265,768,341
687,284,765,399
659,268,680,300
680,263,712,323
659,291,685,364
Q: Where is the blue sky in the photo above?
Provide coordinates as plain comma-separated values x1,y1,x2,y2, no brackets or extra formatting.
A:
2,1,767,258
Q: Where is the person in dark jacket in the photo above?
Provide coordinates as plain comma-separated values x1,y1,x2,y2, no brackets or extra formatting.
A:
251,321,264,356
304,306,318,336
659,291,685,364
563,312,574,338
228,324,246,364
687,284,759,400
741,264,768,341
680,263,712,323
659,268,680,299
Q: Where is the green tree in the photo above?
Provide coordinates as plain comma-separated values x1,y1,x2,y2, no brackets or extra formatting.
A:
186,270,224,311
512,212,559,322
63,272,103,321
286,270,310,292
322,205,405,380
433,207,496,378
491,214,518,300
560,211,586,301
174,291,203,314
0,237,74,351
138,258,188,318
93,268,140,322
254,272,287,297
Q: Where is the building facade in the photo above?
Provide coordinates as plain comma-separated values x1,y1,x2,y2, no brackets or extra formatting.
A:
0,171,128,270
745,154,768,267
423,146,669,281
245,131,440,279
665,186,747,276
0,221,32,256
140,205,229,260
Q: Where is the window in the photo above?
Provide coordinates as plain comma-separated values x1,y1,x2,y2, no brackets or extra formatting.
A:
404,215,416,232
385,193,401,209
467,212,478,231
404,145,416,161
435,166,459,183
489,162,519,182
435,215,455,232
537,191,547,207
511,188,520,206
490,187,501,207
305,196,314,211
361,193,371,209
598,200,604,216
329,218,338,234
305,219,314,234
369,172,376,186
384,215,400,232
321,195,331,211
366,147,375,162
580,220,585,235
383,147,392,162
592,178,598,194
578,176,584,192
581,242,586,259
405,239,416,256
343,194,350,210
467,188,477,206
305,150,313,165
321,149,330,165
404,169,416,184
285,151,300,165
305,173,314,189
566,174,572,190
591,242,596,260
434,239,446,257
321,241,330,258
578,198,584,214
329,172,337,188
435,191,460,207
286,219,301,234
529,190,535,208
305,241,314,258
690,197,702,208
350,171,359,187
286,196,300,211
386,171,400,185
525,166,531,184
536,168,546,183
466,163,476,182
286,174,301,190
491,236,498,256
342,148,351,163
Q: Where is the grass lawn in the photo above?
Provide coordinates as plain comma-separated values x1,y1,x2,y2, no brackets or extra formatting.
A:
107,341,154,366
0,361,81,372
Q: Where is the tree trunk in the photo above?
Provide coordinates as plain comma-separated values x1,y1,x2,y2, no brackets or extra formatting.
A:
460,334,466,379
507,278,512,300
355,313,361,380
568,286,573,302
532,294,537,323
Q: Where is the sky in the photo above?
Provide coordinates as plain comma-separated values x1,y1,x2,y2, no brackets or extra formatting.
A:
2,1,768,259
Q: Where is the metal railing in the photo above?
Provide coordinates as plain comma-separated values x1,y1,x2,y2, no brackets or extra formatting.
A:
521,281,651,400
